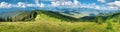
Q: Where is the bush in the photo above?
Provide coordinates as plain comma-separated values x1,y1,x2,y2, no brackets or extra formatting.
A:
105,19,116,32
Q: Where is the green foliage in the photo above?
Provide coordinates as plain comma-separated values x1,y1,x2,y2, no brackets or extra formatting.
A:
0,10,120,32
95,15,103,24
36,10,80,22
0,10,119,22
104,19,116,32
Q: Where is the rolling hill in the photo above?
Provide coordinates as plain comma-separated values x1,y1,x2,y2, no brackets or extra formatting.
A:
0,10,120,32
0,10,120,22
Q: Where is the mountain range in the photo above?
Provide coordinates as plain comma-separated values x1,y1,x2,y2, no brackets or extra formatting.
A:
0,10,120,22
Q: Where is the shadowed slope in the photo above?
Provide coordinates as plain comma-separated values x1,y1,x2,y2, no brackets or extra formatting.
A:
0,11,37,21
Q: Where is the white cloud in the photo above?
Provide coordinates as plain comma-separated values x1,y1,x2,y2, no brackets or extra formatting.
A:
106,1,120,10
41,0,71,1
34,0,44,7
0,0,119,11
15,2,38,8
74,0,79,5
34,0,39,6
62,1,73,5
51,1,61,6
17,2,26,8
27,4,36,7
0,1,45,8
39,3,44,7
107,1,120,7
79,3,106,10
107,6,119,10
95,6,100,9
49,0,120,10
0,2,12,8
50,0,80,7
98,0,106,3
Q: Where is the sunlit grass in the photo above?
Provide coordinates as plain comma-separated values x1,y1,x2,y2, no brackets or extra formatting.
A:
0,10,120,32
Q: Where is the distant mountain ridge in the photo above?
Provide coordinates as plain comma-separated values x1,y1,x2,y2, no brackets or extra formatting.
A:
59,8,119,18
0,10,37,21
0,10,25,17
0,10,120,22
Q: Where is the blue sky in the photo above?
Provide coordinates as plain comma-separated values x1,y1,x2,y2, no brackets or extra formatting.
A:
0,0,120,11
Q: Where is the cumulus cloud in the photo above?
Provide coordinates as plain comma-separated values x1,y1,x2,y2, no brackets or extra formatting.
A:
74,0,79,5
0,1,45,8
17,2,26,8
80,3,101,9
107,1,120,7
0,0,119,10
98,0,106,3
41,0,71,1
50,0,101,10
39,3,44,7
26,4,36,7
34,0,44,7
0,2,12,8
17,2,44,8
34,0,39,6
50,0,80,7
0,2,27,8
106,1,120,10
49,0,120,10
51,1,61,6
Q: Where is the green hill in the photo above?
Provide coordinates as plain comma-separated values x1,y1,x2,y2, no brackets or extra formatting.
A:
0,10,120,32
0,10,95,22
0,10,120,22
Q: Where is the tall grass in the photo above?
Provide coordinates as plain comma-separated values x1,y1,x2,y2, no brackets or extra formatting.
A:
0,10,120,32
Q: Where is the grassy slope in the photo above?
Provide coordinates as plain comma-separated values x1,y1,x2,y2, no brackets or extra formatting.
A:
0,10,120,32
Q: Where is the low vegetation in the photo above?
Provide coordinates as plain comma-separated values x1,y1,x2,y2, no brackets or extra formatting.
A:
0,10,120,32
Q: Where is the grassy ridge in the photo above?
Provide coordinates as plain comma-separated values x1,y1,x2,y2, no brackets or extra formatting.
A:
0,10,119,22
34,10,120,32
0,10,120,32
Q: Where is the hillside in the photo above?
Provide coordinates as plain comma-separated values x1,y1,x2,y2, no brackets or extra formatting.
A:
0,10,120,32
0,10,94,22
0,11,37,21
0,10,120,22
